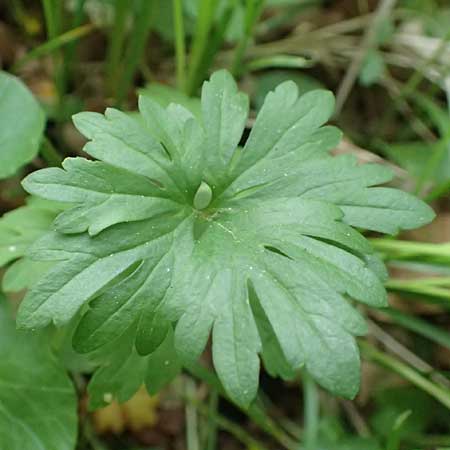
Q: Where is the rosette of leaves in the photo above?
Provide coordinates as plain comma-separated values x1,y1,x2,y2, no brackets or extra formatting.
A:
18,70,434,407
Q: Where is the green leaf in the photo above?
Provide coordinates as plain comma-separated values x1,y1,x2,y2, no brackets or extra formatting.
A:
0,295,77,450
0,71,46,179
0,197,62,292
18,70,434,407
193,181,213,209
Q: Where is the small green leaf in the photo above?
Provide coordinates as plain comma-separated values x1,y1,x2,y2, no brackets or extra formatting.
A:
0,71,46,179
193,181,213,209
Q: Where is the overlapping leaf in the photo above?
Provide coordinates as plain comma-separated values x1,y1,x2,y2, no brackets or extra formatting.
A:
0,295,77,450
0,197,62,292
18,70,434,407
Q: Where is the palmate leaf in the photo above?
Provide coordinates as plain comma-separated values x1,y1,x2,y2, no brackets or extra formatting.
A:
18,70,434,407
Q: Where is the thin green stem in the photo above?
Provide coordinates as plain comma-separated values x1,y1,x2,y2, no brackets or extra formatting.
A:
206,389,219,450
63,0,86,84
41,0,67,112
185,362,297,449
106,0,129,94
370,238,450,259
383,309,450,351
186,0,218,95
183,392,271,450
302,371,319,450
173,0,186,92
185,378,200,450
385,280,450,303
386,410,411,450
116,0,155,106
42,0,59,39
360,341,450,410
40,137,63,167
334,0,397,115
231,0,264,77
194,1,236,92
12,24,95,72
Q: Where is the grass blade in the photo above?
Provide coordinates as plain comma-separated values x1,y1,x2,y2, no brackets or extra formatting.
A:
173,0,186,92
360,341,450,410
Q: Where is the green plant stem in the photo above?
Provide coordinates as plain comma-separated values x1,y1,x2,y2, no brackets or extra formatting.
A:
231,0,264,77
194,2,236,92
386,410,411,450
42,0,60,39
40,137,63,167
186,0,218,95
106,0,129,94
116,0,155,106
360,341,450,410
12,24,95,72
173,0,186,92
370,238,450,259
185,362,297,449
385,280,450,304
183,391,271,450
383,308,450,351
63,0,86,84
302,371,319,450
206,389,219,450
185,378,200,450
41,0,67,112
334,0,397,115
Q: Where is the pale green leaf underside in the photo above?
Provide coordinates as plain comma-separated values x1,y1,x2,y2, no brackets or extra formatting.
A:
19,70,434,407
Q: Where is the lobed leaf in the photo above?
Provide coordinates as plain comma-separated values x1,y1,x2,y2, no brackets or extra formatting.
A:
18,69,435,408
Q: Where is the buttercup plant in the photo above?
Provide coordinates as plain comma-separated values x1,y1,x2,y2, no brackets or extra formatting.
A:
18,70,434,408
